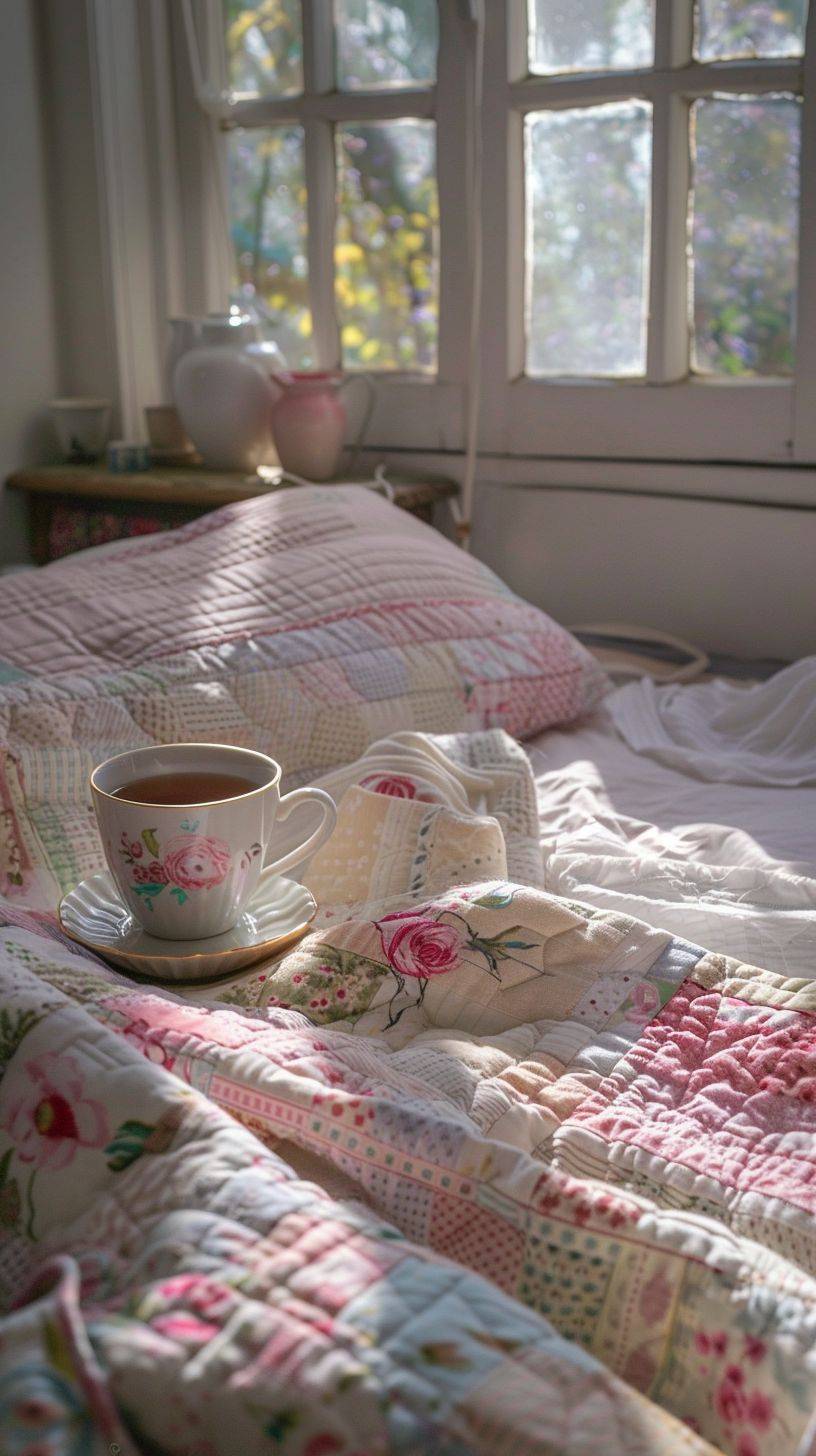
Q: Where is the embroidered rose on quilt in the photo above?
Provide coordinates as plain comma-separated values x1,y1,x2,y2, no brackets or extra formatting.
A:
119,826,260,909
238,884,546,1030
377,909,463,979
359,772,435,802
372,889,539,1028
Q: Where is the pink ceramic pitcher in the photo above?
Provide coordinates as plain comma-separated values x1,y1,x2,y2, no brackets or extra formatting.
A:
270,371,373,481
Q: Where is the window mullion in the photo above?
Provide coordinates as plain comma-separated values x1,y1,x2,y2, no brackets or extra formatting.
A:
646,0,693,384
653,0,693,69
793,1,816,459
302,0,340,369
224,89,434,128
509,60,802,112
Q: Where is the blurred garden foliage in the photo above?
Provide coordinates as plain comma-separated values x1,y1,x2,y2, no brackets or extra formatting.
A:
692,95,800,377
696,0,807,60
526,100,652,377
224,0,804,379
225,0,439,371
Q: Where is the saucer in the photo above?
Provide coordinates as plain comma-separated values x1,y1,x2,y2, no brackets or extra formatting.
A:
58,870,316,984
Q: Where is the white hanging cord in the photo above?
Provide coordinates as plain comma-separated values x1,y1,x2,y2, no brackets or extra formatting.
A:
256,465,395,501
373,463,396,501
450,0,485,551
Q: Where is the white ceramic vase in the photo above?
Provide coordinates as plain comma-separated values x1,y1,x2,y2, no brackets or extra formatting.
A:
174,345,279,471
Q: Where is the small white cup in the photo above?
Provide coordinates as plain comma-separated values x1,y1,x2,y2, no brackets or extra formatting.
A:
50,398,111,462
91,743,336,940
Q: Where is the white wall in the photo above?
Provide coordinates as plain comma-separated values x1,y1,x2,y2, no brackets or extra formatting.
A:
0,0,60,565
472,483,816,660
40,0,118,408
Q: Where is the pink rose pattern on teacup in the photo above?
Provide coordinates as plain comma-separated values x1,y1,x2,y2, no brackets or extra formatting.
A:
120,826,261,910
164,834,232,891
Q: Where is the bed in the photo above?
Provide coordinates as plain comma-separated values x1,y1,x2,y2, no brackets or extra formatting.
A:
530,698,816,978
0,486,813,1456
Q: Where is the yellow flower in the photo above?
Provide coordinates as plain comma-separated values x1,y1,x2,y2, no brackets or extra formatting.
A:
402,231,425,253
335,242,365,265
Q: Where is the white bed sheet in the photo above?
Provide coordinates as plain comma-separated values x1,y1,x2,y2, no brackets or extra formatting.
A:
528,703,816,977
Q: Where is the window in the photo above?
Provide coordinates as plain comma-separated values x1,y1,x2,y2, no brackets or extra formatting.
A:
219,2,816,463
483,0,816,462
521,2,805,384
221,1,473,448
222,3,452,384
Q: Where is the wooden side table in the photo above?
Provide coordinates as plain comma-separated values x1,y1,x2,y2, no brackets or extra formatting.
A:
6,464,459,565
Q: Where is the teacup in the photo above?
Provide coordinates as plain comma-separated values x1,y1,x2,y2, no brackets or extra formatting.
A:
91,743,336,940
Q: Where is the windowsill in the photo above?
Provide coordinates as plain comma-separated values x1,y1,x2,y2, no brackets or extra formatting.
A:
355,446,816,509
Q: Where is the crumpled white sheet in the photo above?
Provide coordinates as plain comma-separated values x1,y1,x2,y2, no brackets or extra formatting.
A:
529,700,816,979
608,656,816,786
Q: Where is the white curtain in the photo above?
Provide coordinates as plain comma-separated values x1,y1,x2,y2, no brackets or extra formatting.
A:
84,0,231,436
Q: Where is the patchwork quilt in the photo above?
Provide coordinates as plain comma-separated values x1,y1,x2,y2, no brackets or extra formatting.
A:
1,729,815,1456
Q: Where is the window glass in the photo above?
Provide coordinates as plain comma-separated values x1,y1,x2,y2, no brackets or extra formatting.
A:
696,0,807,60
335,121,438,370
227,126,313,367
223,0,303,99
691,95,801,376
526,101,652,376
528,0,654,76
335,0,438,90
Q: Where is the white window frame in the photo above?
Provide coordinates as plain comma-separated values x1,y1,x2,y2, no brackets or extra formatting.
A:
86,0,816,475
218,0,476,451
479,0,816,465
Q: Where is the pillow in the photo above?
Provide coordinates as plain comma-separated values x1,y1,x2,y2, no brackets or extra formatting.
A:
0,486,606,901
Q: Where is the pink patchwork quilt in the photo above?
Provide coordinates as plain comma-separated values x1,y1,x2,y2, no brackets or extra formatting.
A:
1,730,815,1455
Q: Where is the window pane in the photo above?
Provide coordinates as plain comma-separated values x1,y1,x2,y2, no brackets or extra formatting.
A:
335,0,438,90
525,102,652,377
528,0,654,75
691,96,801,377
223,0,303,99
227,127,312,368
696,0,807,60
336,122,438,371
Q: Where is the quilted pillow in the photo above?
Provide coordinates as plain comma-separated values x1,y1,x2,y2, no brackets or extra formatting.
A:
0,486,605,898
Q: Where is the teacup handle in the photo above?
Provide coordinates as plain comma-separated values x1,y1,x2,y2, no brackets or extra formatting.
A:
264,787,337,878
